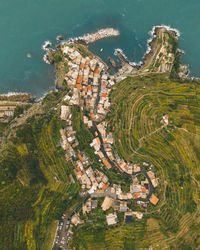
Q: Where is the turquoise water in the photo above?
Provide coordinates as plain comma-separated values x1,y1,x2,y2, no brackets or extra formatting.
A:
0,0,200,97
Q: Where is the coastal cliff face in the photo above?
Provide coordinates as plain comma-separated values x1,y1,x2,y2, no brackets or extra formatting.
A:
1,26,200,250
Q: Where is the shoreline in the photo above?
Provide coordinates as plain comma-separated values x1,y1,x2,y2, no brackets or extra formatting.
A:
113,24,182,71
1,25,198,102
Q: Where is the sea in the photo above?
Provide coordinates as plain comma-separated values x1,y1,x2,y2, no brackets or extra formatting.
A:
0,0,200,98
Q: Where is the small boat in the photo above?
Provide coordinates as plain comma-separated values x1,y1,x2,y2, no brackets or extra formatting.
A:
27,52,32,58
100,48,103,52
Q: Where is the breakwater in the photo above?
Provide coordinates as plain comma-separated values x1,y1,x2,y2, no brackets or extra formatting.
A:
67,28,120,44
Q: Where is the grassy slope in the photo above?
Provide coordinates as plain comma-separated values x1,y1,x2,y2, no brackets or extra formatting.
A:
70,74,200,249
0,91,80,250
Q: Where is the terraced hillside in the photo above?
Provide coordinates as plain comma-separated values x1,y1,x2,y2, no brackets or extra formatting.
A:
70,74,200,249
0,91,80,250
108,73,200,248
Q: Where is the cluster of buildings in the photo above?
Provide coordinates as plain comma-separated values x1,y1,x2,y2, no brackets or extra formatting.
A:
90,122,114,169
60,105,78,161
57,45,160,233
61,45,114,121
105,210,144,226
0,105,15,119
0,94,31,122
82,198,98,216
74,157,110,195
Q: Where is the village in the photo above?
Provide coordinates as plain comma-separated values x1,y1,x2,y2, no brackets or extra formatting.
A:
53,44,160,249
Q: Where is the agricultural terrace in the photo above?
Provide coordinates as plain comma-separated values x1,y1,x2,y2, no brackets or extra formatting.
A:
0,91,81,250
106,73,200,248
70,73,200,249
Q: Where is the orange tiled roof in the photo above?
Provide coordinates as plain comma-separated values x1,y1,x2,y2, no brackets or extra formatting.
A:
96,137,101,145
86,59,90,64
78,154,84,162
76,84,81,89
142,187,146,193
82,87,86,92
102,184,108,191
102,93,108,98
80,64,84,69
133,192,140,199
94,69,100,74
88,85,92,91
103,160,110,168
77,75,82,84
149,194,159,205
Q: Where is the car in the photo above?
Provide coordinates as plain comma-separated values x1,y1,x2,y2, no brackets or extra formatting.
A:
61,239,65,244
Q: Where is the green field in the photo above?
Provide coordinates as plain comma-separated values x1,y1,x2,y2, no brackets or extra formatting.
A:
0,91,80,250
70,73,200,249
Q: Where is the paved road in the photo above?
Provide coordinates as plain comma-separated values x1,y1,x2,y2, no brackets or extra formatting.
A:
52,195,89,250
92,76,154,203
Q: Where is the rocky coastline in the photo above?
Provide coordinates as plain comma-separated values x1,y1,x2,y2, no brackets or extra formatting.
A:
1,25,195,106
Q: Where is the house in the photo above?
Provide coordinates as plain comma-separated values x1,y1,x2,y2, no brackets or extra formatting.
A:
113,200,120,210
124,212,133,223
161,114,169,125
91,200,98,209
120,201,128,212
133,211,143,220
78,154,84,163
60,105,70,120
103,159,111,169
151,178,159,188
106,213,118,226
130,184,142,193
133,164,141,172
101,196,114,211
149,194,159,205
147,171,155,180
82,199,92,215
71,213,83,226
